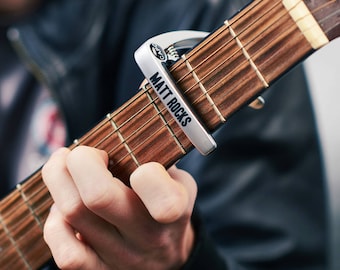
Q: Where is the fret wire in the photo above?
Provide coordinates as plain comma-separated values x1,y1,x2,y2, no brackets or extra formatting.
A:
112,0,307,145
87,117,122,150
2,184,51,228
90,84,185,160
77,85,158,154
106,107,180,158
107,116,183,167
224,19,269,88
1,0,321,226
103,90,185,161
173,2,299,106
0,2,331,269
71,88,148,148
192,15,304,102
69,24,236,151
181,53,226,122
0,204,46,243
2,86,173,226
73,0,302,157
91,85,153,150
104,87,184,157
184,0,321,70
172,0,282,84
2,0,321,191
178,0,330,123
0,216,47,270
92,2,296,159
2,106,181,258
1,182,50,231
171,0,265,71
0,204,50,264
1,192,29,221
7,1,309,173
60,1,316,152
31,184,52,216
107,114,141,167
166,0,315,117
0,212,32,269
143,84,187,154
16,184,43,230
175,0,327,89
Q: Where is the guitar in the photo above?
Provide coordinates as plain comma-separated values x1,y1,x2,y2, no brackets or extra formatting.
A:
1,0,339,269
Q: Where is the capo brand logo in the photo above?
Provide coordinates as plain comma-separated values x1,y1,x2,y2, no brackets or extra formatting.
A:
150,43,167,61
149,72,192,127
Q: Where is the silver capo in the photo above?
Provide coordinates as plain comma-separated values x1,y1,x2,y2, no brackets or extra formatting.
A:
134,31,217,155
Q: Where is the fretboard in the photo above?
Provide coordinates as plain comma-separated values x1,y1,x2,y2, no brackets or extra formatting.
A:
1,0,339,269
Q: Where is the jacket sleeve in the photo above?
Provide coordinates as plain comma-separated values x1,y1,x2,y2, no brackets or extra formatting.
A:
179,66,327,269
181,208,228,270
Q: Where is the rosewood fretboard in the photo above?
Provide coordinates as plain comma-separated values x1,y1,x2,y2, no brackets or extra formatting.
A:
1,0,339,269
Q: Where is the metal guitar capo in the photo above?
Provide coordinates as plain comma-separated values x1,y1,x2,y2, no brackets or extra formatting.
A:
134,30,217,155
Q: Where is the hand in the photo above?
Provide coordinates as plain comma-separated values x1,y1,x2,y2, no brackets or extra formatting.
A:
42,146,197,270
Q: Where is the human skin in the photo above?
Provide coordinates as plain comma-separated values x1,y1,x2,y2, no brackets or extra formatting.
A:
42,146,197,270
2,2,198,267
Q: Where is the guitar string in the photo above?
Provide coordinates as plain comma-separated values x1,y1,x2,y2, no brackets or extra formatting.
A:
90,0,281,152
186,0,340,104
100,0,332,144
2,1,326,250
57,0,277,154
105,85,183,154
69,87,149,148
0,14,334,270
101,1,306,158
49,0,340,207
171,0,280,80
77,85,153,151
0,1,334,262
0,0,318,221
0,0,330,222
100,2,306,164
0,0,334,246
0,176,50,222
321,9,340,34
0,198,51,267
72,30,228,149
0,179,51,265
172,2,284,96
136,0,334,133
63,0,267,148
0,0,272,236
104,0,334,170
172,0,325,93
99,0,316,157
174,0,339,76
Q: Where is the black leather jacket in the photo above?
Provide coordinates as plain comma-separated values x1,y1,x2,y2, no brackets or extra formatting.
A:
10,0,327,269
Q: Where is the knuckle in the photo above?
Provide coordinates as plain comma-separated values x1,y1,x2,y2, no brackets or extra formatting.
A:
59,199,85,223
82,188,112,212
153,190,187,223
